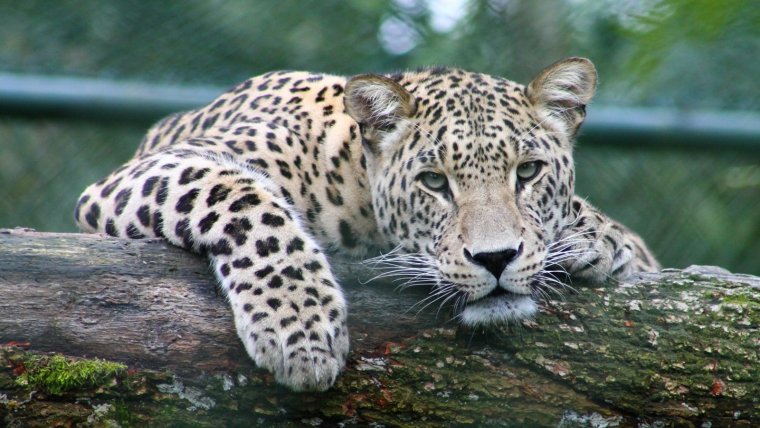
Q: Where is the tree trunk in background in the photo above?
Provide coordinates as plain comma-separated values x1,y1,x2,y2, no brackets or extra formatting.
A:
1,228,758,427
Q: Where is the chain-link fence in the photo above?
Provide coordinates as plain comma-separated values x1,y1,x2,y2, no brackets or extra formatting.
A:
1,0,759,274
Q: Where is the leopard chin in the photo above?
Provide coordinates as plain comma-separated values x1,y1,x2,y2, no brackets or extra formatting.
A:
458,288,537,327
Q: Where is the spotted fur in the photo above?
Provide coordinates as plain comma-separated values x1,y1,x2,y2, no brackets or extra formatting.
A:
75,57,659,391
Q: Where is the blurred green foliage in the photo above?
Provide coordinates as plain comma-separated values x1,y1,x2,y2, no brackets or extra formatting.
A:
0,0,758,274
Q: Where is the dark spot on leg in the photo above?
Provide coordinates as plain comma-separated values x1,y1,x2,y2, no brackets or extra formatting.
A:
230,194,261,212
280,316,297,328
210,238,233,255
286,331,305,346
179,167,210,184
152,211,165,237
176,188,200,214
137,205,151,227
286,237,305,254
267,275,283,288
256,237,280,257
236,282,253,293
142,176,160,197
207,184,232,207
126,223,146,239
175,218,193,247
100,177,122,198
304,261,322,272
198,211,220,233
251,312,268,323
281,266,304,280
85,203,101,229
220,263,230,277
255,265,274,278
232,257,253,269
155,178,169,205
74,194,90,221
261,212,285,227
224,217,253,246
104,218,118,236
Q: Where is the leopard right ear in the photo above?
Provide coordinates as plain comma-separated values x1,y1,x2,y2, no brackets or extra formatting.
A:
344,75,415,151
527,57,597,138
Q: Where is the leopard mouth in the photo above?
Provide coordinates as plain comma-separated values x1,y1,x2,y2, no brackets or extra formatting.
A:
458,286,537,327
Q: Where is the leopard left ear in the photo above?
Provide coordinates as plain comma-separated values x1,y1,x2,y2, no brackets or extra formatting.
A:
344,74,415,152
527,57,597,137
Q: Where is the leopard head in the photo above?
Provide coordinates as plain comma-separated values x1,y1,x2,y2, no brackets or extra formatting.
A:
345,58,597,326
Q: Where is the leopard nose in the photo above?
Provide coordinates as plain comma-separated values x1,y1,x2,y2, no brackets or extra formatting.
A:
465,243,524,279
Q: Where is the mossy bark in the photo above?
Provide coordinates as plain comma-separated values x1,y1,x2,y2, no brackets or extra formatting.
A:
1,228,758,427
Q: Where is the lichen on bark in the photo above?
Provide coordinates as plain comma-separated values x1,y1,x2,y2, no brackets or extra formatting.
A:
500,266,760,422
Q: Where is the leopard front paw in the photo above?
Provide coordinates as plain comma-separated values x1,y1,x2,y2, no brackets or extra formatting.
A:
233,285,349,391
558,222,636,283
554,197,661,283
557,215,660,284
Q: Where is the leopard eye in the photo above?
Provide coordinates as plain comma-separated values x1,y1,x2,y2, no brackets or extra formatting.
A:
417,171,449,193
516,161,542,182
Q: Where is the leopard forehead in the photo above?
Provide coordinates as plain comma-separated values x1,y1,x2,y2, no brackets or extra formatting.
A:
389,68,573,183
365,68,572,198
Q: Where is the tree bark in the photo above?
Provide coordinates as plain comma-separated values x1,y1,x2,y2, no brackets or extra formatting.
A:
1,228,758,427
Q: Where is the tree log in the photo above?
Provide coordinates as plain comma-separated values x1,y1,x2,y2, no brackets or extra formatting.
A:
1,228,758,427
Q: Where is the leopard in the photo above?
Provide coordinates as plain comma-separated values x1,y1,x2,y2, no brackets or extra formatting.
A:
75,57,659,392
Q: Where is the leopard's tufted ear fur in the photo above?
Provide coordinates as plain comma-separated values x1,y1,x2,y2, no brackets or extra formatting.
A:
527,57,597,138
344,74,416,154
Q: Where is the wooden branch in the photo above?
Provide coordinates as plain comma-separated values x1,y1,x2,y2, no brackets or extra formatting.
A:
1,228,758,426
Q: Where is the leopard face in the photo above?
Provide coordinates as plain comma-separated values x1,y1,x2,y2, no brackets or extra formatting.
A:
346,59,597,325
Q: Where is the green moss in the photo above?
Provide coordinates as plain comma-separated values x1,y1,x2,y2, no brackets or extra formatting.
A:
14,354,126,395
722,292,760,307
